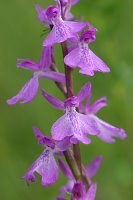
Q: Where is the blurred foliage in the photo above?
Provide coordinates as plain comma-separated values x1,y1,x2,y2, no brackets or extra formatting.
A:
0,0,133,199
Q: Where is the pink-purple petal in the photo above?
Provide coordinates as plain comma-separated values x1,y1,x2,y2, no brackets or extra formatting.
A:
7,76,39,105
65,21,86,33
79,67,94,76
86,183,97,200
90,115,127,143
7,96,20,106
43,21,76,46
85,156,102,178
39,151,58,186
16,58,39,71
78,103,86,114
88,49,110,73
51,114,74,141
65,12,74,21
77,82,91,103
35,4,49,24
22,154,42,185
43,27,57,46
78,114,100,135
41,90,64,110
18,76,39,104
24,150,58,187
78,48,97,76
39,47,52,70
70,134,91,145
87,97,107,114
32,126,45,143
41,71,65,83
64,48,82,68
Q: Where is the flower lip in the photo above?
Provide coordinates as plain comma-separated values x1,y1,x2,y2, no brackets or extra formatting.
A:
80,28,97,44
46,6,59,20
64,96,79,107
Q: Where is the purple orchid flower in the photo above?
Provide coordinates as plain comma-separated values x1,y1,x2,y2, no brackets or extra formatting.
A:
43,5,86,47
79,82,127,143
7,47,65,105
41,83,99,144
64,27,110,76
56,156,101,199
23,126,70,186
71,181,97,200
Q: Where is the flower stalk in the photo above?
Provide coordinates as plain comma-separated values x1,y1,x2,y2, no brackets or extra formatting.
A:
63,150,80,180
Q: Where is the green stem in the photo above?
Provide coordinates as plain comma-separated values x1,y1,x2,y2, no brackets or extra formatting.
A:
63,150,80,180
50,52,67,96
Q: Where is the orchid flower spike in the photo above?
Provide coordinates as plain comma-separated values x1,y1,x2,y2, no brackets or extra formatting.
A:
7,47,65,105
22,126,70,186
64,26,110,76
79,82,127,143
41,82,99,144
43,5,87,47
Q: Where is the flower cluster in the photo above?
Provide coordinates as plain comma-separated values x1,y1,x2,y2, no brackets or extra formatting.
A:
7,0,126,199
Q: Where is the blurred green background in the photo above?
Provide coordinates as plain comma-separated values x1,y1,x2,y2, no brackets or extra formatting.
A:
0,0,133,199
